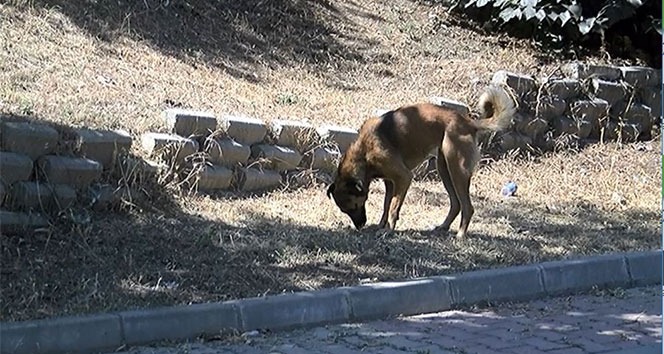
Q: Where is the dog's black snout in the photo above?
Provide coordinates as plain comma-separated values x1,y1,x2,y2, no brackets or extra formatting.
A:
352,218,366,230
349,209,367,230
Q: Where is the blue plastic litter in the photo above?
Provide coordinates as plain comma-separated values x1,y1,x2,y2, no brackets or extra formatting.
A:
501,181,518,197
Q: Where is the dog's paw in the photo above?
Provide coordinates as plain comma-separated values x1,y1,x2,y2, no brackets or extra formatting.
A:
364,224,393,237
431,225,453,237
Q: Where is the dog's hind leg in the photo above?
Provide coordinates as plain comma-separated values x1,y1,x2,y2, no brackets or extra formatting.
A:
379,179,394,228
442,134,478,238
436,148,460,234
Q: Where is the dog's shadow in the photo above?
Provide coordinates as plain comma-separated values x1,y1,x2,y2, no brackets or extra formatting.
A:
360,223,456,240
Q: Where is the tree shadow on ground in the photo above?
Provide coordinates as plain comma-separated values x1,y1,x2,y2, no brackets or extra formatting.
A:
0,115,659,322
11,0,379,81
1,173,658,322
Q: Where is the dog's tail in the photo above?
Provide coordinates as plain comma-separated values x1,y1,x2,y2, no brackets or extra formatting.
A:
472,85,517,132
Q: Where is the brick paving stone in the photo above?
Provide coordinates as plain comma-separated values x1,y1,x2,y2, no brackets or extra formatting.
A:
491,322,536,337
317,344,367,354
378,336,428,350
484,327,532,341
505,345,549,354
564,337,615,353
461,344,492,354
523,336,572,351
424,334,461,350
362,347,409,354
233,348,267,354
474,335,522,350
533,329,568,342
441,327,478,341
546,347,587,354
267,343,310,354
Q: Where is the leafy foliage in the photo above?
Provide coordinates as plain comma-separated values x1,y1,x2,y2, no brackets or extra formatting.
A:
452,0,660,48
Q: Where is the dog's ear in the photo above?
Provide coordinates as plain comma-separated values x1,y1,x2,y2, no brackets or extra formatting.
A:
326,183,335,199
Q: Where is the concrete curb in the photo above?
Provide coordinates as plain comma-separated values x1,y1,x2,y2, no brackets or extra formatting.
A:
1,250,661,354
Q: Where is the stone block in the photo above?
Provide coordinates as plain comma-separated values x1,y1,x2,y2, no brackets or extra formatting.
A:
269,119,319,150
235,168,282,192
491,70,537,97
543,79,582,100
238,290,349,332
619,66,659,87
345,278,452,320
576,119,593,139
448,264,544,306
601,121,620,141
194,164,233,191
204,137,250,167
533,96,567,120
563,62,622,81
141,133,199,164
0,121,59,160
163,108,217,137
75,128,132,169
514,113,550,138
625,250,662,286
119,157,166,183
552,116,579,136
221,115,268,145
0,210,49,235
317,125,358,153
85,184,127,211
302,146,340,172
120,302,239,346
51,184,77,209
640,88,662,119
590,79,627,105
7,182,77,211
539,254,630,296
36,155,102,189
499,131,532,152
570,99,610,128
617,123,642,142
0,313,123,354
251,144,302,172
0,152,33,185
534,132,556,151
429,96,470,117
622,103,653,128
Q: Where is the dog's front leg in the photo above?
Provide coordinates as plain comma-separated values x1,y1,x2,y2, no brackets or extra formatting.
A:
378,179,394,228
387,174,412,230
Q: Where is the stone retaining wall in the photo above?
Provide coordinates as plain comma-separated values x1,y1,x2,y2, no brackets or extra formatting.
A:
1,62,660,233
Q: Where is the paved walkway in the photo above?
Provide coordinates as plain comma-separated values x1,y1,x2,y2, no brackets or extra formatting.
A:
115,286,662,354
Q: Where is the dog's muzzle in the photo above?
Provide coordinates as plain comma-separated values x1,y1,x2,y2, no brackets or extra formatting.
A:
349,209,367,230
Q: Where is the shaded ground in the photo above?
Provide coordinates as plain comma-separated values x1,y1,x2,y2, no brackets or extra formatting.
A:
1,141,659,321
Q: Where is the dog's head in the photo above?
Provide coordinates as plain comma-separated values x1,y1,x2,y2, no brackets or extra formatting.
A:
326,178,368,230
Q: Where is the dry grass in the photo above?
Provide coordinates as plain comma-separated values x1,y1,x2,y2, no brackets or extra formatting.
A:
1,0,562,133
0,1,660,322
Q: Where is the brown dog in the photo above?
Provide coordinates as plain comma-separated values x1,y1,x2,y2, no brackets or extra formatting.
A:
326,85,516,238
